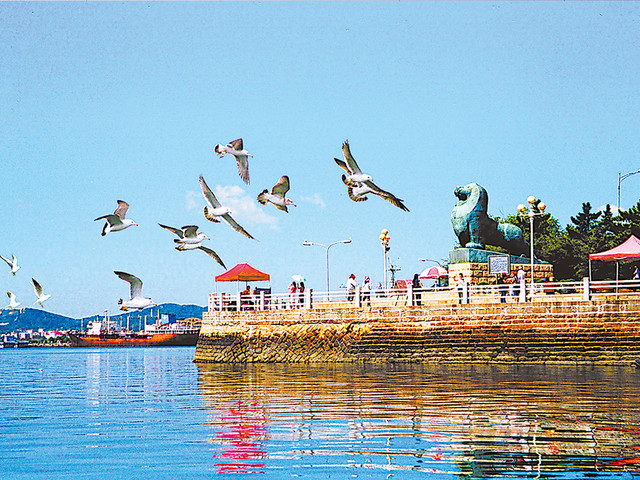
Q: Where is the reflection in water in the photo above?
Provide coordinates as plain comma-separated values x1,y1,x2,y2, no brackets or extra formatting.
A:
198,363,640,478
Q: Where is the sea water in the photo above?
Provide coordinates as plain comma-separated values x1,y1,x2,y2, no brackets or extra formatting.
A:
1,347,640,479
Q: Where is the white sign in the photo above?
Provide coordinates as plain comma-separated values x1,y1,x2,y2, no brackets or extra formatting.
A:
488,255,510,275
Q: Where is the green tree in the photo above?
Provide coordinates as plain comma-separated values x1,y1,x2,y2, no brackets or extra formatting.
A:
502,203,575,280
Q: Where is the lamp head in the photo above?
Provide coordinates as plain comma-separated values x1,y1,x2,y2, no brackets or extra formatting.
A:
344,239,352,244
517,204,527,213
538,202,546,212
527,196,536,205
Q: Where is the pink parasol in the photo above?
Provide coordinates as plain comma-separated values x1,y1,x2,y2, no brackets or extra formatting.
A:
419,266,448,279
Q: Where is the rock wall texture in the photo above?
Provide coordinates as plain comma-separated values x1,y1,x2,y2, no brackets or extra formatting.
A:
194,299,640,365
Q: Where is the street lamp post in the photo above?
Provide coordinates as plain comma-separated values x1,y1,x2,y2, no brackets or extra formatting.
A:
303,239,352,294
419,258,443,266
517,196,546,299
380,229,390,290
618,169,640,212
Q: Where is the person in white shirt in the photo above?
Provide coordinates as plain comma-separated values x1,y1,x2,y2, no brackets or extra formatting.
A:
346,274,357,302
456,273,467,304
361,276,372,306
517,267,526,301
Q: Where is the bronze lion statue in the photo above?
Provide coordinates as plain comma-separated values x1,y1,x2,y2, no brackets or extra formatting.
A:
451,183,530,256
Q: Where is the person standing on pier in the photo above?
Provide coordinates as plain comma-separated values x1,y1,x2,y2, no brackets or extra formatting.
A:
498,275,508,303
298,281,305,307
346,274,357,302
288,281,297,309
456,273,468,304
412,273,422,306
362,276,372,306
517,267,526,302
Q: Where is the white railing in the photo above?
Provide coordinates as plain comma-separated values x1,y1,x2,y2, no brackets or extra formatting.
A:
208,278,640,312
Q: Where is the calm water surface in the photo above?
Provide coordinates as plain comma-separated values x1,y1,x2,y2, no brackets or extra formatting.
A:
2,347,640,479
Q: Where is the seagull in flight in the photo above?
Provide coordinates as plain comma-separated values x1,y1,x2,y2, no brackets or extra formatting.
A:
158,224,226,269
214,138,252,184
1,254,20,275
6,291,20,310
257,176,296,212
334,140,409,212
94,200,138,236
32,278,51,308
199,175,255,240
158,224,208,245
114,271,155,311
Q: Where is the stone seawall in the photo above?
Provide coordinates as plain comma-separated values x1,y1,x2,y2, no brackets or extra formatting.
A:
194,298,640,364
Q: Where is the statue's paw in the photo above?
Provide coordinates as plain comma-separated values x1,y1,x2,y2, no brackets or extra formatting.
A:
465,242,485,250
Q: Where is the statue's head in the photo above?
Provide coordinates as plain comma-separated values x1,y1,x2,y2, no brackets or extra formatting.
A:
454,185,473,202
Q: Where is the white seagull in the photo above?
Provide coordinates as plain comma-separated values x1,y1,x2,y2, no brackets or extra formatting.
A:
214,138,252,184
158,224,209,245
1,254,20,275
257,176,296,212
114,271,155,311
94,200,138,236
7,291,20,310
199,175,255,240
334,140,409,212
32,278,51,307
158,224,226,269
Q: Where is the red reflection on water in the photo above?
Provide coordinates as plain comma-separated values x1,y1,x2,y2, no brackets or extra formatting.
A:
212,402,267,474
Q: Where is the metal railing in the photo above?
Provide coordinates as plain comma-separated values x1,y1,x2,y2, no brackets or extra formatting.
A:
208,279,640,313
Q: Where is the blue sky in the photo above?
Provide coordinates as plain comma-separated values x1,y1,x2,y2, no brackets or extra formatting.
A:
1,2,639,318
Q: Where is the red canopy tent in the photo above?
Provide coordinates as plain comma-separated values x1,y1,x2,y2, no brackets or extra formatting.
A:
588,235,640,282
215,263,270,283
589,235,640,261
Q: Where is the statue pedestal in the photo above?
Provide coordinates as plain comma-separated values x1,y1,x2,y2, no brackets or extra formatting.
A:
448,248,554,285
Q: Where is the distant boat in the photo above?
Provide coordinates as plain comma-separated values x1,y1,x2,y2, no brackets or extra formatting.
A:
69,311,200,348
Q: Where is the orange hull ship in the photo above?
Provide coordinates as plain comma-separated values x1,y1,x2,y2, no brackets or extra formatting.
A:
68,331,199,347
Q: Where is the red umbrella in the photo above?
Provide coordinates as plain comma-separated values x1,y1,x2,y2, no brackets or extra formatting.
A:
419,266,448,279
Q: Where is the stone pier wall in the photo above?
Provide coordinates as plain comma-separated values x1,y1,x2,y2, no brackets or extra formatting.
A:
194,298,640,365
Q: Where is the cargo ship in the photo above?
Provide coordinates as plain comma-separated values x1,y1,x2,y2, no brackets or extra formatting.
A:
69,312,200,347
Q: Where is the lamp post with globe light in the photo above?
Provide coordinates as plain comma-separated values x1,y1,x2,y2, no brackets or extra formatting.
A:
517,196,546,297
380,229,390,290
303,239,351,296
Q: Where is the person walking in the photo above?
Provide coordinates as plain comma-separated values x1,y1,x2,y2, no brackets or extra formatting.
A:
346,274,357,302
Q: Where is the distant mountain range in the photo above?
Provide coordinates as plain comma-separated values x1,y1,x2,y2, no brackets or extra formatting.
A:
0,303,206,333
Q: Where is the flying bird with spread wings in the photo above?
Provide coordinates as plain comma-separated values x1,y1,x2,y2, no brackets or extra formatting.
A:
257,176,296,212
334,140,409,212
7,291,20,310
1,254,20,275
32,278,51,308
199,175,255,240
114,271,155,311
158,224,226,269
214,138,253,185
94,200,138,236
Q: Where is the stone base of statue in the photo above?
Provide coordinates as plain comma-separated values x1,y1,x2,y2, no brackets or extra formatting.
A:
448,248,554,285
